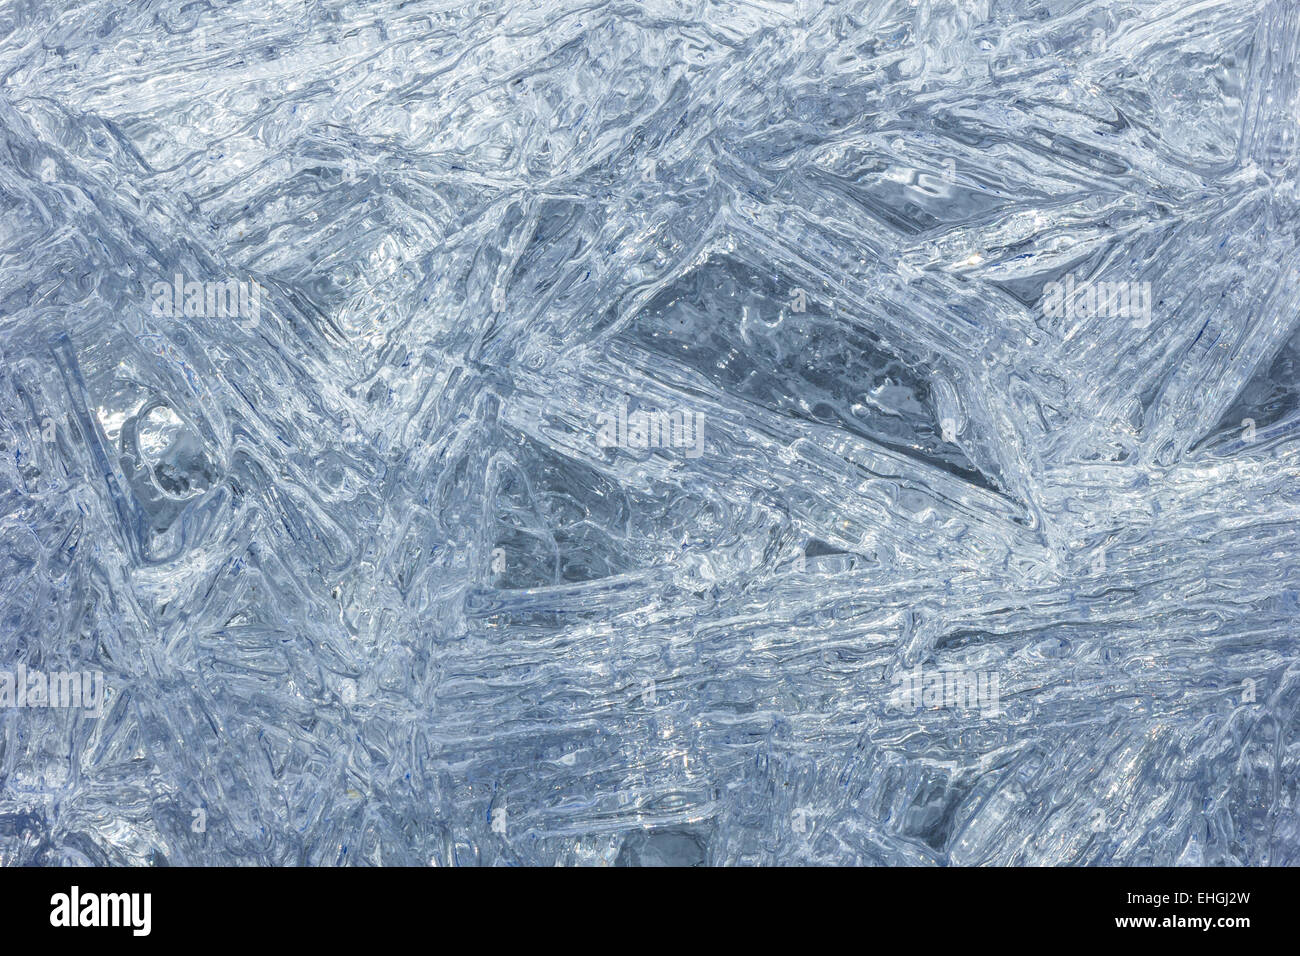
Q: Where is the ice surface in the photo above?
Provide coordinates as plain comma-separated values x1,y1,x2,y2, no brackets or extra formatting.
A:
0,0,1298,866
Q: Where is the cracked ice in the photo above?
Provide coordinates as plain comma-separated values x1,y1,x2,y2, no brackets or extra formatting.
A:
0,0,1298,865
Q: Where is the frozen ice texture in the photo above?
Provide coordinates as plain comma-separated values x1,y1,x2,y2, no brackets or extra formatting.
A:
0,0,1298,866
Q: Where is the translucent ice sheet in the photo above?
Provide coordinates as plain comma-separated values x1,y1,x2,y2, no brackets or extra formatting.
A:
0,0,1297,865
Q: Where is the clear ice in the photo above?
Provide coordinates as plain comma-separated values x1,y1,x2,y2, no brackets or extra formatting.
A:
0,0,1298,866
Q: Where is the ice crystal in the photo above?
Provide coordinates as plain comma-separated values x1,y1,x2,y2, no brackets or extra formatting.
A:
0,0,1298,865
